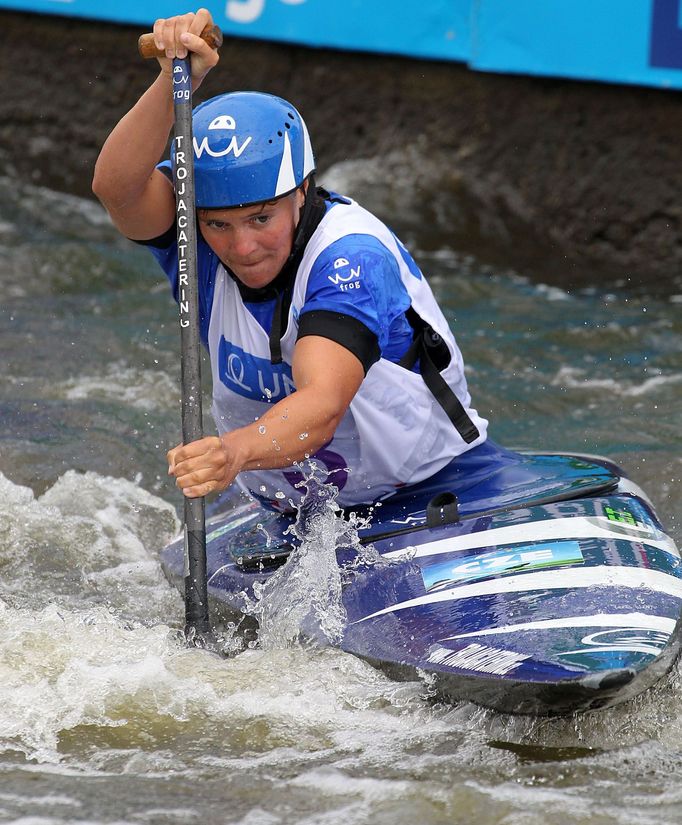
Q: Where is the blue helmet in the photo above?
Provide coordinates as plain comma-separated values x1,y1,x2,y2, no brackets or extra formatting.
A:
183,91,316,209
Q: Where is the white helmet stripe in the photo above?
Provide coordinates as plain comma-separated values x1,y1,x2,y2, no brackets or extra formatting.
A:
301,117,315,178
275,132,296,196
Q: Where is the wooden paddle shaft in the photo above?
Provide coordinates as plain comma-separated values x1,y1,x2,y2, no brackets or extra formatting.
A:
138,24,223,59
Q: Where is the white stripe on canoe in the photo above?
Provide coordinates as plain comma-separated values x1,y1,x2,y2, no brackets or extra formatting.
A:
556,644,665,657
440,612,677,641
382,515,679,561
353,566,682,624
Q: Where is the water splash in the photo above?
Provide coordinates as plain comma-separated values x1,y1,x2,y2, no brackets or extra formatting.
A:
249,477,344,648
247,466,385,650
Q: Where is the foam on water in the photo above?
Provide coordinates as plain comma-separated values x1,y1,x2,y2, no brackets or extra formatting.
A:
2,174,682,823
0,471,441,766
2,466,682,823
551,365,682,398
0,470,179,616
1,459,680,747
58,361,179,412
0,176,118,242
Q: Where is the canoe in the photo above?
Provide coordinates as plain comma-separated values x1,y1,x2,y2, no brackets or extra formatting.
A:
160,441,682,715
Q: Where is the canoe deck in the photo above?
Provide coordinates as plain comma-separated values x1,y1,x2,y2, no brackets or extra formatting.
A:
160,449,682,715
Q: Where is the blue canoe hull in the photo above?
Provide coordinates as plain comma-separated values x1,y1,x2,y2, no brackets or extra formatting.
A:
160,446,682,715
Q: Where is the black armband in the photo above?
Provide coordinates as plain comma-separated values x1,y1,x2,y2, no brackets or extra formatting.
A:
297,310,381,374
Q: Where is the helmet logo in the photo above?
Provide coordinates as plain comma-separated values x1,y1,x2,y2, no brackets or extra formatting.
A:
208,115,237,130
194,114,252,159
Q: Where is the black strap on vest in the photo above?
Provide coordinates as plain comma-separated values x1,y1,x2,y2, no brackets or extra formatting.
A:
268,290,286,365
399,307,480,444
267,181,327,365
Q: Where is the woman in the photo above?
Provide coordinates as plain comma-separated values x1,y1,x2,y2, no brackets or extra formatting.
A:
92,8,488,509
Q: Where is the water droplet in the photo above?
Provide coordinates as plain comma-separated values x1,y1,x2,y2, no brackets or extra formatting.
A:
298,432,309,440
259,485,267,493
258,425,266,434
275,491,286,500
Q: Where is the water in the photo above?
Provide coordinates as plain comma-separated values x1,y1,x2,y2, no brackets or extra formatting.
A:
0,165,681,824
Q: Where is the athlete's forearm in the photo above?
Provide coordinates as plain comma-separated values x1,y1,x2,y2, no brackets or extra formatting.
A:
225,386,346,473
167,337,363,499
166,388,348,499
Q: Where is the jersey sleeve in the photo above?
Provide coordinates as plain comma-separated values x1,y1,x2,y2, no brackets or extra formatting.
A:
142,227,219,348
298,234,413,370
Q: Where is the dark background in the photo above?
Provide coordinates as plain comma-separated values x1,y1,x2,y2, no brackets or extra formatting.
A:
2,9,681,288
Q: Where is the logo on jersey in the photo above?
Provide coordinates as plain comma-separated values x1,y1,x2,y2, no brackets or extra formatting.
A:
194,115,252,159
218,338,295,402
327,258,361,290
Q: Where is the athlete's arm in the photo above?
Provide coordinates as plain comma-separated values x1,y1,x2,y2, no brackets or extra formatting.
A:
167,336,365,498
92,8,219,240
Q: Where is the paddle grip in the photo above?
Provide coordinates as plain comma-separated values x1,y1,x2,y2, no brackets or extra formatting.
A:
138,24,223,59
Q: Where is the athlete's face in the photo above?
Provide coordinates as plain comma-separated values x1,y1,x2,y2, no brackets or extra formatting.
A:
198,187,306,289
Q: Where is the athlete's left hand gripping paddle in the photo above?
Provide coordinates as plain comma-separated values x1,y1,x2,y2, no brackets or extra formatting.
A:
137,24,223,59
139,23,223,645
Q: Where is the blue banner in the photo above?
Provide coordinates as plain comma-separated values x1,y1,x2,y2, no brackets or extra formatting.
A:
649,0,682,69
0,0,471,61
3,0,682,89
472,0,682,89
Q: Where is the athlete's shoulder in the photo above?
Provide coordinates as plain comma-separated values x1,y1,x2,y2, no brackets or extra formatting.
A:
310,233,397,285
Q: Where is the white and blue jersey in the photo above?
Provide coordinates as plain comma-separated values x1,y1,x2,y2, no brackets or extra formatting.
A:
144,191,488,507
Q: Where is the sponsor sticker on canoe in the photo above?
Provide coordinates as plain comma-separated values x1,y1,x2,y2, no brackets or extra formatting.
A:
604,505,640,527
427,643,529,676
421,540,584,593
555,627,672,670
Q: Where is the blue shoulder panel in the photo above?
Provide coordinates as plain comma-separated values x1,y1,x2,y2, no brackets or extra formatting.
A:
302,234,413,360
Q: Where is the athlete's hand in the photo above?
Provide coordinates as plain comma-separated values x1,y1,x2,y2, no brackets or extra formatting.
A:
152,8,220,85
167,434,245,498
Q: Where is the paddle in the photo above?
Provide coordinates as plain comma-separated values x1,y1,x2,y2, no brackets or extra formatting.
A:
139,24,223,644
